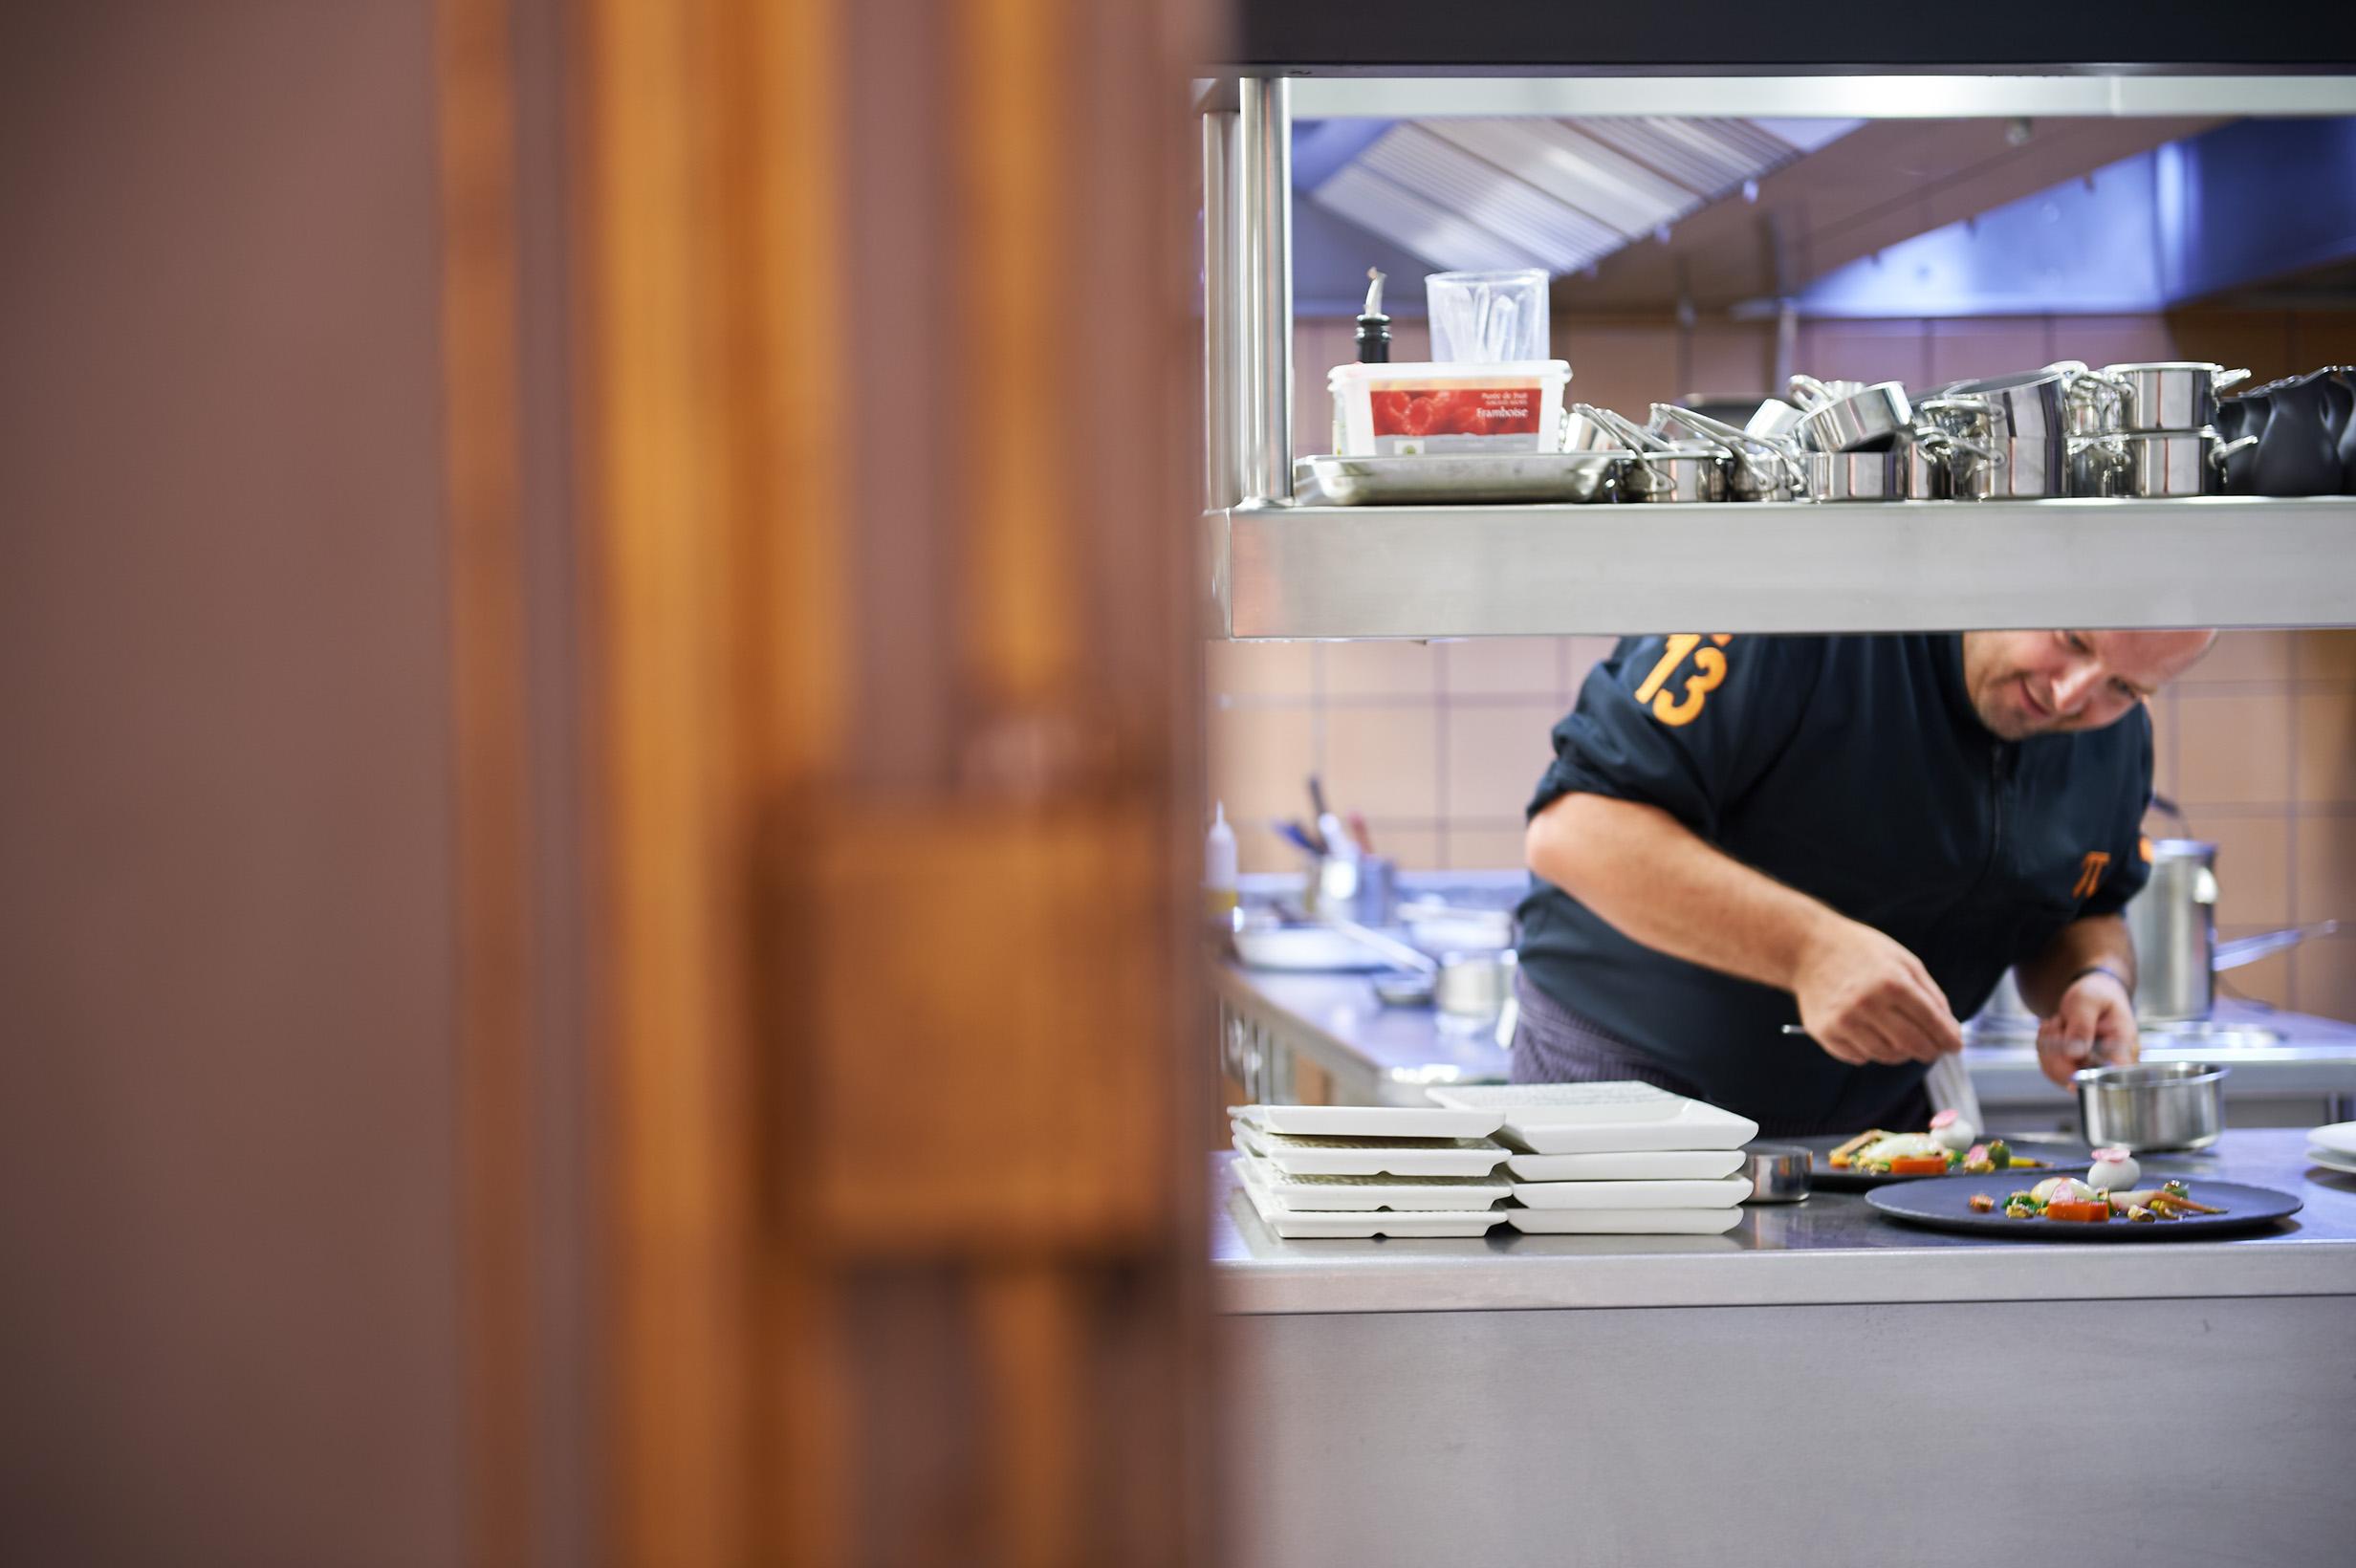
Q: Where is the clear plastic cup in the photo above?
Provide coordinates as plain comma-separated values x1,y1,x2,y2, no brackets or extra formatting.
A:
1425,269,1551,364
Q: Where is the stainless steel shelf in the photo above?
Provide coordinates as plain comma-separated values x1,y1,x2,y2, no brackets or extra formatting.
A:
1286,75,2356,120
1209,496,2356,639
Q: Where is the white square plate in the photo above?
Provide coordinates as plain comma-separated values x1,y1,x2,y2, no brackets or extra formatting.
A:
1505,1206,1745,1235
1509,1176,1752,1209
1232,1102,1505,1141
2306,1121,2356,1161
1431,1081,1758,1154
1238,1172,1505,1238
2305,1143,2356,1178
1237,1156,1509,1212
1505,1149,1746,1181
1230,1123,1511,1178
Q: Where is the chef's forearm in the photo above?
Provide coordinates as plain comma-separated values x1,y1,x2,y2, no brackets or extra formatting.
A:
1524,792,1846,992
2015,914,2136,1015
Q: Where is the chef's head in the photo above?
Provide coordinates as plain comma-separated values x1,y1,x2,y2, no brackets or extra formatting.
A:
1961,629,2215,741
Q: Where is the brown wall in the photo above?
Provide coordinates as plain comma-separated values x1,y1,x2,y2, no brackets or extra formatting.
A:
0,8,464,1564
1227,308,2356,1022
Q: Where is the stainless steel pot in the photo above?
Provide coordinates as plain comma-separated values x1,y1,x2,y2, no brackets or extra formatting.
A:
1616,453,1731,502
2073,1061,2228,1152
1746,397,1807,442
1802,446,1909,501
2058,366,2134,437
2083,429,2257,498
1652,403,1804,501
2102,361,2253,433
1938,368,2076,497
1795,380,1914,454
2125,838,2336,1022
1326,917,1516,1019
1562,403,1623,454
1590,405,1731,502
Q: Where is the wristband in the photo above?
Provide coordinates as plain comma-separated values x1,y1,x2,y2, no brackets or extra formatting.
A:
2066,963,2132,995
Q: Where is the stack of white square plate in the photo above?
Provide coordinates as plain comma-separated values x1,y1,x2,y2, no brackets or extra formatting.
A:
2304,1120,2356,1177
1430,1082,1759,1235
1229,1103,1512,1238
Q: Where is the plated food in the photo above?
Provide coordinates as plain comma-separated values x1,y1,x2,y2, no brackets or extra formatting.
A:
1864,1175,2301,1241
1969,1174,2228,1225
1827,1113,2052,1177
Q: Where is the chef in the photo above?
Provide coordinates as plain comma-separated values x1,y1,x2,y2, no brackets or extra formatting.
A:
1515,629,2214,1137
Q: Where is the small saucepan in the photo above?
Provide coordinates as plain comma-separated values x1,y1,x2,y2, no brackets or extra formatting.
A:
1795,380,1914,454
2072,1061,2229,1152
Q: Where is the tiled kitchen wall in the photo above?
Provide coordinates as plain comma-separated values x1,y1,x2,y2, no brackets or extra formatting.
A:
1218,309,2356,1022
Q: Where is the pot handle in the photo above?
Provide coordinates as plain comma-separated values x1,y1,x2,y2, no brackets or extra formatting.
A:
2214,920,2337,970
1323,916,1438,974
2214,367,2252,393
2209,433,2259,468
1788,373,1835,408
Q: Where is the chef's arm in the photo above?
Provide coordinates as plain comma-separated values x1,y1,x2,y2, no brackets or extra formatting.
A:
2014,914,2135,1016
1525,791,1963,1065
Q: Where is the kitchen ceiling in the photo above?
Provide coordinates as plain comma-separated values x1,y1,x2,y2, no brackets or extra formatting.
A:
1303,115,1861,281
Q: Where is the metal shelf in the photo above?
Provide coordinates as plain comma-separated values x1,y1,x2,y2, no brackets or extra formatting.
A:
1209,496,2356,639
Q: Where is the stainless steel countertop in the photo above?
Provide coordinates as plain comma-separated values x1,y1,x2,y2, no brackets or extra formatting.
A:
1218,957,2356,1102
1212,1128,2356,1315
1221,869,2356,1106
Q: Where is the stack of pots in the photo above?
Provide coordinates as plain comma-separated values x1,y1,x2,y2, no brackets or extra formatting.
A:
1784,375,1999,501
2059,361,2256,498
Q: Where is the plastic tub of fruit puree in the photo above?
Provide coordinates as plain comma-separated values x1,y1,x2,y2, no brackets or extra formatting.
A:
1328,359,1570,457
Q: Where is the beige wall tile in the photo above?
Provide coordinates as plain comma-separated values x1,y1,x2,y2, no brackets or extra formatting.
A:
1681,324,1775,403
2291,931,2356,1023
1447,824,1534,873
2297,629,2356,686
1207,705,1317,839
1557,321,1680,420
2180,630,2292,686
2205,815,2291,927
2144,694,2176,801
1362,825,1443,872
1323,704,1439,818
2294,693,2356,806
1206,640,1315,700
1925,318,2051,389
2172,693,2291,807
2291,312,2356,373
2212,936,2293,1012
1446,701,1562,823
1442,637,1565,698
1566,635,1621,690
1796,319,1930,390
2050,315,2180,370
2167,310,2296,387
2296,814,2356,927
1320,640,1438,698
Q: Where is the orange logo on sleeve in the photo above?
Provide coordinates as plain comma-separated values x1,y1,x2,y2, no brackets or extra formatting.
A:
2072,851,2112,899
1633,634,1734,728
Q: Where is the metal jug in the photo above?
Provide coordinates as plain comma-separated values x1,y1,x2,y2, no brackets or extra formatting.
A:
2125,839,2335,1023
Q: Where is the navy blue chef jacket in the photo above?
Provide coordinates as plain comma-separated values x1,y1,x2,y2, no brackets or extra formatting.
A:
1515,632,2152,1131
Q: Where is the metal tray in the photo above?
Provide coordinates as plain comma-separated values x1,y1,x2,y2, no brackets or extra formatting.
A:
1295,451,1629,506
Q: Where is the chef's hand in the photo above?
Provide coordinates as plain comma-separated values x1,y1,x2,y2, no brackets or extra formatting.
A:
2037,969,2139,1087
1791,918,1964,1067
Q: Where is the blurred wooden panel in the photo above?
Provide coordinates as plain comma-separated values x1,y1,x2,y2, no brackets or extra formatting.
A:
805,801,1168,1251
578,0,1211,1563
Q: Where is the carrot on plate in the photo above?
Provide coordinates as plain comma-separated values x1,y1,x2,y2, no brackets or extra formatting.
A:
1888,1156,1952,1176
2043,1200,2111,1223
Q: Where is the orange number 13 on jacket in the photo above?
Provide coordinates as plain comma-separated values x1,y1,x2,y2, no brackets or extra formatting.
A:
1633,634,1731,728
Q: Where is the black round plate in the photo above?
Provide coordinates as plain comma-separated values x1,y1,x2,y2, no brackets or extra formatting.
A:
1865,1178,2301,1240
1791,1134,2085,1190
